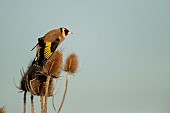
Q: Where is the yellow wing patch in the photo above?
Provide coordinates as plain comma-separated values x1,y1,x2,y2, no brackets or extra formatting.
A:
44,42,53,59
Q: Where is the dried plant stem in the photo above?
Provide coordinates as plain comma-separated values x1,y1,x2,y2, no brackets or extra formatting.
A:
23,91,27,113
52,77,62,111
31,95,34,113
57,72,70,113
52,93,56,111
52,77,60,93
40,96,45,113
45,76,51,113
30,78,38,95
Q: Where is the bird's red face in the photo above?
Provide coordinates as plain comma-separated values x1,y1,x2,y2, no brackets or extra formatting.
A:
62,28,73,37
64,28,69,36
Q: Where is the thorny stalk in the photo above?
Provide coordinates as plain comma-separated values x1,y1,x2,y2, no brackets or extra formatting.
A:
45,76,51,113
44,62,54,113
31,95,35,113
57,71,70,113
40,95,45,113
23,91,27,113
52,77,61,111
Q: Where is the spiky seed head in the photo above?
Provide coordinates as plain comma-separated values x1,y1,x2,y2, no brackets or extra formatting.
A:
64,53,79,74
19,62,53,96
19,60,55,96
43,50,63,78
0,106,5,113
27,63,54,96
25,64,42,95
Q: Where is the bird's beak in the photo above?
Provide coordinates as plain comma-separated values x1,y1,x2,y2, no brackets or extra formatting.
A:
68,31,73,35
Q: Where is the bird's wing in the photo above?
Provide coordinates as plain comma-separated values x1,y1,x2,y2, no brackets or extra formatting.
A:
51,38,60,52
44,38,60,59
31,43,38,51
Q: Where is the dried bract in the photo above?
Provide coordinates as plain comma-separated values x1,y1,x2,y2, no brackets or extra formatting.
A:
20,74,27,92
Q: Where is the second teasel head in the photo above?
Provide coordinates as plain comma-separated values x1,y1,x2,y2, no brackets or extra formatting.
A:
43,50,63,78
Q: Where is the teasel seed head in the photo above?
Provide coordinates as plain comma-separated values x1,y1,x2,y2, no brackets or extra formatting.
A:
25,64,42,95
0,106,5,113
20,62,54,96
64,53,79,74
43,50,63,78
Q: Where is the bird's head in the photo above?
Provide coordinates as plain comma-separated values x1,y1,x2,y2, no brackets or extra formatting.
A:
60,27,73,38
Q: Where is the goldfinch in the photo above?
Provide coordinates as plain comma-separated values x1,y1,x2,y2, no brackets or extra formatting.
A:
43,27,73,42
32,27,73,67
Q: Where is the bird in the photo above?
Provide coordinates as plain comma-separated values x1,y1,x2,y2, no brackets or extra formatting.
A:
32,27,73,67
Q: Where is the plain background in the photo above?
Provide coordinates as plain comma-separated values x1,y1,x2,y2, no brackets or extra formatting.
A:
0,0,170,113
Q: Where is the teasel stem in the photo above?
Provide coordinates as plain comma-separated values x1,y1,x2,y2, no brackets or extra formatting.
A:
52,77,61,111
40,96,45,113
45,76,51,113
23,91,27,113
31,95,34,113
57,71,70,113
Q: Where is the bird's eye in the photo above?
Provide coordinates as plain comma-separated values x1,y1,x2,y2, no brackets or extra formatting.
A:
64,28,69,36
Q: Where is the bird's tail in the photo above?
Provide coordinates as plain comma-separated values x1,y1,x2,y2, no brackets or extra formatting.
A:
31,43,38,51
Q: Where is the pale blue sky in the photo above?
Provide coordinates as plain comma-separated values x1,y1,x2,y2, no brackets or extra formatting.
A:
0,0,170,113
